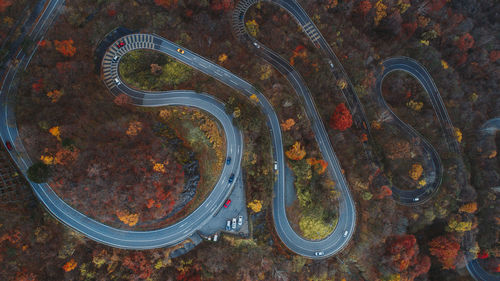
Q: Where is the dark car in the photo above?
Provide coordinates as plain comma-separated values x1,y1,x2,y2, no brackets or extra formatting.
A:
224,199,231,208
228,173,235,183
226,157,231,165
5,141,13,150
116,41,125,48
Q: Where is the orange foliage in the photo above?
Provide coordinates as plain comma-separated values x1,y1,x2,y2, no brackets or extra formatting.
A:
113,93,131,106
280,118,296,131
54,148,79,165
428,235,460,269
211,0,234,11
126,121,143,136
154,0,178,8
116,210,139,226
0,0,12,13
62,259,77,272
386,235,417,272
329,103,352,131
46,89,63,103
361,133,368,142
378,185,392,199
290,45,307,66
123,252,152,279
32,79,43,92
458,202,477,213
307,158,328,174
54,39,76,57
285,141,306,160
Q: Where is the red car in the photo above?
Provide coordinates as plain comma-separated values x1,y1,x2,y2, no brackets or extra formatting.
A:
5,141,13,150
116,41,125,48
224,199,231,208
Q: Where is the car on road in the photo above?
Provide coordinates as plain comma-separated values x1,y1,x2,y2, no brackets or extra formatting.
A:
225,220,231,231
177,48,185,54
228,173,235,183
116,41,125,48
328,60,334,68
343,230,349,237
413,197,420,202
226,157,231,165
314,251,324,256
274,161,278,170
112,56,119,62
253,42,260,48
114,78,121,85
232,218,237,229
5,141,13,151
238,215,243,226
224,199,231,208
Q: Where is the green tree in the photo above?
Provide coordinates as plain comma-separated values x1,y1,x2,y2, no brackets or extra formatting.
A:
27,162,50,183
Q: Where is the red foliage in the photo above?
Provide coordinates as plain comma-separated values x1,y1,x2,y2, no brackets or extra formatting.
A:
32,79,44,92
113,93,131,106
430,0,447,11
37,40,47,47
107,9,116,17
329,103,353,131
211,0,234,12
402,22,417,38
456,33,474,52
490,50,500,62
154,0,178,8
54,39,76,57
378,185,392,199
477,250,489,259
185,9,193,17
386,235,417,272
358,0,372,16
0,0,12,13
411,255,431,278
56,62,72,74
428,235,460,269
123,252,152,279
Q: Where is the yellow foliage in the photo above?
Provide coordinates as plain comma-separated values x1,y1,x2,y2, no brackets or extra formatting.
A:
299,214,336,240
63,258,78,272
47,89,63,103
409,163,423,180
337,79,347,90
469,92,478,102
126,121,143,136
247,200,262,213
116,210,139,226
280,118,296,131
153,163,166,173
159,109,172,120
218,53,227,63
371,121,382,130
420,40,430,46
325,0,338,9
406,100,423,111
250,94,259,103
397,0,411,13
374,0,387,26
286,141,306,160
459,202,477,213
454,127,462,143
418,179,426,187
49,126,61,141
260,64,273,80
441,60,449,69
448,218,472,232
245,19,259,37
40,155,54,165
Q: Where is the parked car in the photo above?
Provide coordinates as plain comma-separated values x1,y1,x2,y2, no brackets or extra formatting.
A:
228,173,235,183
5,141,13,151
226,157,231,165
213,233,218,242
232,218,237,229
112,56,119,62
177,48,185,54
314,251,324,256
224,199,231,208
225,220,231,231
116,41,125,48
114,78,121,85
238,215,243,226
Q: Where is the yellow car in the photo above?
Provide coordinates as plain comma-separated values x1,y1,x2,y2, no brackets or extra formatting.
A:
177,48,185,54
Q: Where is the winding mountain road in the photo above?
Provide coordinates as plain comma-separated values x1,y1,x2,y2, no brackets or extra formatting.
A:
0,1,493,279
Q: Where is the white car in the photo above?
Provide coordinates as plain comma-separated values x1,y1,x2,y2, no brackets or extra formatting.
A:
343,230,349,237
232,218,237,229
226,220,231,231
253,42,260,48
114,78,121,85
314,251,324,256
213,233,218,242
274,161,278,170
112,55,119,62
413,197,420,202
329,61,334,68
238,215,243,226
